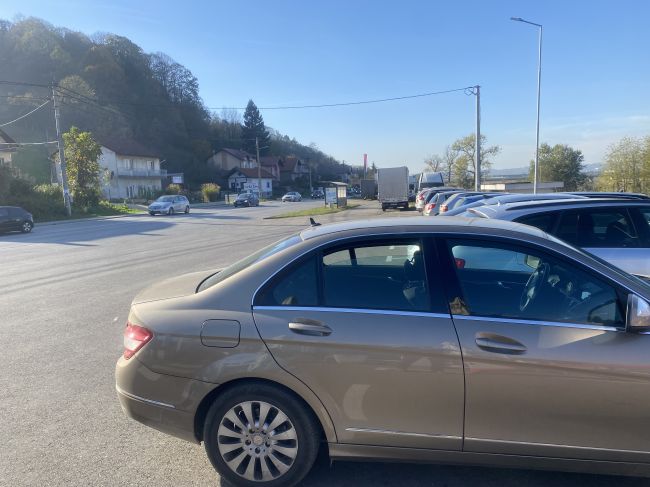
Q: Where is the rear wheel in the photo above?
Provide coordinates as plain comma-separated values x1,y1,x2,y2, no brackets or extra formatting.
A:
21,221,33,233
204,383,319,487
184,206,190,214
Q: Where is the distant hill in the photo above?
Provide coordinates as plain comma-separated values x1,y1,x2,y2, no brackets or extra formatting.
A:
0,17,344,186
488,163,603,179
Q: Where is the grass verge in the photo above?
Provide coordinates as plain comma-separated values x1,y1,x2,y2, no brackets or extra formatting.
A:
265,203,360,219
40,202,143,222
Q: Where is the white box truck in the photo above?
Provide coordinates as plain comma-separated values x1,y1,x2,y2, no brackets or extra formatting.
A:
377,166,409,211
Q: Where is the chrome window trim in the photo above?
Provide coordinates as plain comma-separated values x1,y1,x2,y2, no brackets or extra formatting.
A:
253,305,450,319
452,314,620,332
346,428,461,440
250,230,646,309
116,385,175,409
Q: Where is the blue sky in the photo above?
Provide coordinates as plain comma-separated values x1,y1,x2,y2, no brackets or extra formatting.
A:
4,0,650,172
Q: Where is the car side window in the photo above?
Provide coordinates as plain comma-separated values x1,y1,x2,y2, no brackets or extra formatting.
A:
515,212,558,233
555,209,638,248
0,208,8,217
255,255,319,307
447,239,624,327
322,241,430,311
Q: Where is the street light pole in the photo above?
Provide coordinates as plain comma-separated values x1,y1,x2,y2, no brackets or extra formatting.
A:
511,17,542,194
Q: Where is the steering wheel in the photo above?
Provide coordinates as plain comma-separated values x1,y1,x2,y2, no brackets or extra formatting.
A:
519,262,549,312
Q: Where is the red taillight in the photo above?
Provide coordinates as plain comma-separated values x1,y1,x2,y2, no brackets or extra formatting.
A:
455,258,466,269
417,194,424,201
123,322,153,359
425,203,436,212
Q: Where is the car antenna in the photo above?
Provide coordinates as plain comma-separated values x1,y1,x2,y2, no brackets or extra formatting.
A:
309,217,321,227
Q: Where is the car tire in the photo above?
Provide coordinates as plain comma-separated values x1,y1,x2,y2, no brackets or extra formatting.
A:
21,221,33,233
168,207,174,216
149,211,155,216
204,383,320,487
185,206,190,214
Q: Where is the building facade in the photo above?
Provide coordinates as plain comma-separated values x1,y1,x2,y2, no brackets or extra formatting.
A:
98,141,163,199
227,168,274,198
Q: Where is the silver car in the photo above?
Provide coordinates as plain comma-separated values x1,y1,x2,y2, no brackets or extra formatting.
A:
148,195,190,215
281,192,302,202
117,217,650,486
468,198,650,278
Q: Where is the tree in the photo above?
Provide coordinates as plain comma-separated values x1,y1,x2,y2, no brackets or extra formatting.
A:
528,143,587,191
423,145,458,184
241,100,270,155
450,134,500,188
62,127,102,207
596,136,650,193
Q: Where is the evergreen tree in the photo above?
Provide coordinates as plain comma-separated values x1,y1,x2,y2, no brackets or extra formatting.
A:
241,100,270,155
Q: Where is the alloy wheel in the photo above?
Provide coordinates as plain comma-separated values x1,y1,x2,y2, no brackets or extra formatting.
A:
216,400,298,482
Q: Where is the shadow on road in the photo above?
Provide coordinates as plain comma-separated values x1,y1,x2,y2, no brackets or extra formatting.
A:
0,218,175,245
300,459,647,487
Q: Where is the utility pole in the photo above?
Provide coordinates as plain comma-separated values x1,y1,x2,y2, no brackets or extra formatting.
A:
52,85,72,216
474,85,481,191
255,137,261,198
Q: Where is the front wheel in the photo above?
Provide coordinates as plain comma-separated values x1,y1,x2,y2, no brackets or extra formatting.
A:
21,221,33,233
204,383,320,487
168,207,174,215
184,206,190,214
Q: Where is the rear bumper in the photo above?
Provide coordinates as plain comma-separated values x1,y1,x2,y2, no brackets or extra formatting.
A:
115,356,217,443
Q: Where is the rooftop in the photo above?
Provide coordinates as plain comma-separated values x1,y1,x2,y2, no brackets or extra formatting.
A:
300,215,551,241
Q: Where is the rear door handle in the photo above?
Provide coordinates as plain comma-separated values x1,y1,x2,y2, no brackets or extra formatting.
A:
288,321,332,336
475,333,527,354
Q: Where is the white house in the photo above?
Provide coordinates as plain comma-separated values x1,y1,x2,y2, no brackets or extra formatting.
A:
98,140,163,199
0,128,17,166
228,167,274,198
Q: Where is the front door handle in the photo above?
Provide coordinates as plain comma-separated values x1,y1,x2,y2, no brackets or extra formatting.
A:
475,333,527,354
289,320,332,336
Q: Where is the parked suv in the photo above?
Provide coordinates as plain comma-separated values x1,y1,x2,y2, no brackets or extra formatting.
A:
0,206,34,233
468,198,650,278
116,216,650,486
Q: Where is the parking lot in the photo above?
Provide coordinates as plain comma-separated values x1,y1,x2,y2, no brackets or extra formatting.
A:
0,199,646,486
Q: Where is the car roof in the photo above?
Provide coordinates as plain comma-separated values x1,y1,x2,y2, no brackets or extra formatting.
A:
300,215,551,241
470,197,650,218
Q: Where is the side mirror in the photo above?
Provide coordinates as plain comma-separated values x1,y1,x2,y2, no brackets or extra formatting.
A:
626,294,650,332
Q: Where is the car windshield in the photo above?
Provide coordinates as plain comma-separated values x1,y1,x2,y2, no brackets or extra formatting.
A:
156,196,174,202
237,194,250,199
197,234,302,292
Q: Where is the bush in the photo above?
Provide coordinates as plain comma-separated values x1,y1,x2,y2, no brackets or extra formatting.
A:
6,183,66,220
165,183,182,195
201,183,221,202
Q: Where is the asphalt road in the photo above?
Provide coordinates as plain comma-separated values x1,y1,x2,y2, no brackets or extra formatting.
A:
0,200,645,486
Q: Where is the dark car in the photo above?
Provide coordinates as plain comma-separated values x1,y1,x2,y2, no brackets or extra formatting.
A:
311,190,324,199
0,206,34,233
233,193,259,207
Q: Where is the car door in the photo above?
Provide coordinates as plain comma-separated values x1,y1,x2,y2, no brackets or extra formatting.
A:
552,207,650,278
0,207,11,232
440,236,650,463
252,236,464,450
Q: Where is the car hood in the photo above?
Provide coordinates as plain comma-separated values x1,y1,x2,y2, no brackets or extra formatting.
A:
149,201,171,207
132,269,219,304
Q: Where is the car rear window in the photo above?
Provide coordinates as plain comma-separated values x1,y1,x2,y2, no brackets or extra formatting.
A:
197,235,302,292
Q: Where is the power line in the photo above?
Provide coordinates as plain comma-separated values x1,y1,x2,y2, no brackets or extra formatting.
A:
0,99,51,127
209,87,475,111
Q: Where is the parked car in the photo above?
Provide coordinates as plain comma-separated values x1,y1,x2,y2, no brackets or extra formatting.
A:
233,193,259,207
116,216,650,486
423,190,462,216
0,206,34,233
416,187,460,212
566,192,650,200
468,198,650,278
311,189,324,199
148,195,190,215
282,192,302,202
439,192,500,214
442,192,588,216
